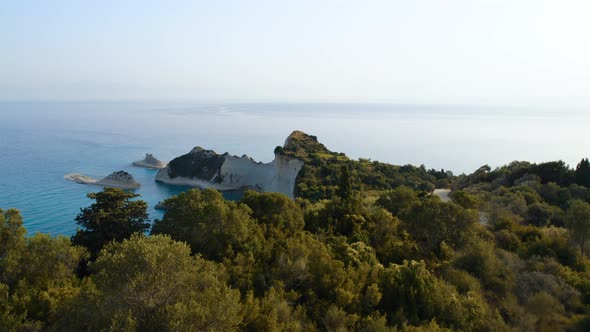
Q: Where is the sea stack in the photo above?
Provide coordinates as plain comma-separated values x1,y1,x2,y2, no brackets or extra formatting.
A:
155,133,305,198
133,153,167,169
65,170,141,189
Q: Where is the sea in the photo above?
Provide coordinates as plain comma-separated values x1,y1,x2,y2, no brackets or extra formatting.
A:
0,101,588,236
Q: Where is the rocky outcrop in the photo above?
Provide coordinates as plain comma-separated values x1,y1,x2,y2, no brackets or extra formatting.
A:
96,171,141,189
282,130,330,157
155,136,304,198
65,171,140,189
133,153,167,169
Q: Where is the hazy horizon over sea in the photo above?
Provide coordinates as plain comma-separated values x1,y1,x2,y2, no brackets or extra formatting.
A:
1,101,588,235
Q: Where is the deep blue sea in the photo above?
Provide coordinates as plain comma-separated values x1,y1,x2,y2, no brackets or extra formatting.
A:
0,101,588,236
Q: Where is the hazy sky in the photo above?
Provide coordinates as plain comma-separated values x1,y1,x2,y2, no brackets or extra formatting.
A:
2,0,590,105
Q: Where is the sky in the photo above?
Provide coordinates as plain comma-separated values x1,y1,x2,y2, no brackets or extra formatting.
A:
1,0,590,105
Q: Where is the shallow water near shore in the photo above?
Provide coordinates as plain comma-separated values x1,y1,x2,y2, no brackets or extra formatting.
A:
0,101,588,235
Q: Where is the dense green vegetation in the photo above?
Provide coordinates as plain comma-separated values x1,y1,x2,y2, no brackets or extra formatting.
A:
3,146,590,330
280,131,451,201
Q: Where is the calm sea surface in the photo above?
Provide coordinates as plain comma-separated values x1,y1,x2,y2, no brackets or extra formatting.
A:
0,102,588,235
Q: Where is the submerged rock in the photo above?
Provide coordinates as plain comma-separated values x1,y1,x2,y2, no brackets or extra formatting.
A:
133,153,167,169
65,171,140,189
155,133,305,198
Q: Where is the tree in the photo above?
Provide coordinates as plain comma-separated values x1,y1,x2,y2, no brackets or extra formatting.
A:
366,207,415,265
0,209,26,285
451,190,479,210
453,240,515,296
525,202,554,227
378,260,498,330
151,188,262,261
241,285,313,331
338,165,353,201
71,188,149,255
566,200,590,258
10,234,87,327
58,234,242,331
0,283,23,332
533,160,574,186
0,209,26,330
241,190,304,234
376,186,419,216
525,292,566,331
402,198,477,258
575,158,590,187
0,209,88,329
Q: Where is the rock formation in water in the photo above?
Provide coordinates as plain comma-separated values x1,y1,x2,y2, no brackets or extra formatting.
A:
155,133,305,198
96,171,141,189
65,171,140,189
133,153,167,169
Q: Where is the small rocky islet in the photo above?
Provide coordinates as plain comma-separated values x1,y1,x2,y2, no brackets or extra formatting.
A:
132,153,167,169
64,171,140,190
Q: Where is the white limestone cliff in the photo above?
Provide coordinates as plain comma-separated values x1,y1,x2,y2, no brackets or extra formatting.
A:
155,149,303,198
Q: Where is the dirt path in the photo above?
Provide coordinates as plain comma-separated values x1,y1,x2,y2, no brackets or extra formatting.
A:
432,189,451,202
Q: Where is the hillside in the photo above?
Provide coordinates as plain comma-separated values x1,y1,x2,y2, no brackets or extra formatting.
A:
279,130,451,200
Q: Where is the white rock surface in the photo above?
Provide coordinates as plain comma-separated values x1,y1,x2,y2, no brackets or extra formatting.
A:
432,189,451,202
156,152,303,198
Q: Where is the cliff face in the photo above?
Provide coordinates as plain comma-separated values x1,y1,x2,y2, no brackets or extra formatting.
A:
165,147,226,181
155,136,304,198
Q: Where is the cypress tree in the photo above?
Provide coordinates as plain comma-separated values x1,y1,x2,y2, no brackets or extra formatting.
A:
338,165,353,201
575,158,590,187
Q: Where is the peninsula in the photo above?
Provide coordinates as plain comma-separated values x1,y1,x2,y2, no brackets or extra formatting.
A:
155,133,305,197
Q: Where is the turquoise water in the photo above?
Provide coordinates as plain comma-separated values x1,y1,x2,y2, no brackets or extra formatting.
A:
0,102,588,235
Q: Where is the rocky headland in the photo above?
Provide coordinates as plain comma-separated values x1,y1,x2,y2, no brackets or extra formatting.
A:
65,171,140,189
133,153,167,169
155,132,305,198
